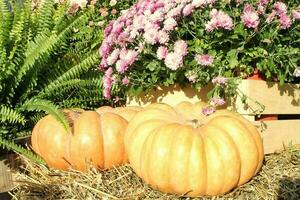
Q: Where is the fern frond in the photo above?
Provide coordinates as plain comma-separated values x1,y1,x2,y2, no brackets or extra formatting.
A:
0,105,26,124
27,112,45,125
0,137,45,165
21,99,70,132
36,0,54,33
0,0,13,51
13,12,91,102
41,51,99,93
58,96,104,109
38,78,101,99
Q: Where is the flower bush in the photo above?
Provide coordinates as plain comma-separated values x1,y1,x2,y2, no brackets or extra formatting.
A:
98,0,300,113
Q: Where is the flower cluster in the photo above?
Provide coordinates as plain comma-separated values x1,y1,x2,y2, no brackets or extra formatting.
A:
205,9,233,32
195,54,214,66
264,1,292,29
99,0,219,98
241,4,259,29
98,0,300,108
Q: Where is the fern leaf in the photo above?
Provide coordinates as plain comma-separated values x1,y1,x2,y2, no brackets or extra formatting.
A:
21,99,70,132
41,51,99,93
0,137,45,165
12,12,90,102
27,112,45,125
38,78,101,99
36,0,55,33
0,105,26,124
0,0,13,51
59,96,104,109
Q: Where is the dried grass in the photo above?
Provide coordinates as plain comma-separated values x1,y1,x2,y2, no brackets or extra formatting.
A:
11,145,300,200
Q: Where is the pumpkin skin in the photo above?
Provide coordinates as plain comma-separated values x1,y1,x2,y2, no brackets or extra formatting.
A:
125,101,264,197
96,106,142,122
31,106,140,171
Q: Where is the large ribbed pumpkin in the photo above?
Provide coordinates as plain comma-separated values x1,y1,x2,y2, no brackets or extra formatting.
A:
96,106,142,122
125,101,264,197
31,106,140,171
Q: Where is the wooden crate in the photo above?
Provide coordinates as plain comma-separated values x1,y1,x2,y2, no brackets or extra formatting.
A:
126,80,300,154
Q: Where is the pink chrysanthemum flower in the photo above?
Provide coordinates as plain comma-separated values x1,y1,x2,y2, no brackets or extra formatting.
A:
292,8,300,20
183,4,194,16
133,15,146,30
99,41,111,57
274,2,288,16
174,40,188,57
122,76,130,85
187,74,198,83
163,18,177,31
115,59,128,74
279,13,292,29
167,5,184,18
195,54,214,66
157,46,169,60
103,67,113,99
99,57,108,70
164,52,183,70
259,0,270,6
143,28,159,44
205,9,233,32
123,50,138,66
210,97,226,106
158,30,170,44
107,49,120,66
202,107,216,116
149,10,165,23
241,4,260,28
192,0,207,8
212,76,228,85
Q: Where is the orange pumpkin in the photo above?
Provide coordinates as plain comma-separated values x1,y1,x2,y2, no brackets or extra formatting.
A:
96,106,142,122
31,106,140,171
125,101,264,196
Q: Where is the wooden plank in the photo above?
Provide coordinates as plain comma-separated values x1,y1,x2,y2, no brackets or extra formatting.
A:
235,80,300,115
127,84,211,107
0,155,14,193
253,120,300,154
127,80,300,115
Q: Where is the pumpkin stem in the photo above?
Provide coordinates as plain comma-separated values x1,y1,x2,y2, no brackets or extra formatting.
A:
187,119,202,128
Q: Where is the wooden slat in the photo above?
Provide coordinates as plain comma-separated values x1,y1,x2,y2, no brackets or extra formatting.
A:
253,120,300,154
127,80,300,115
236,80,300,115
0,155,14,193
127,84,211,107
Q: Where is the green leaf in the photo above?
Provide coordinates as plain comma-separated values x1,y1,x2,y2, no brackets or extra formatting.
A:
21,99,70,132
146,61,159,72
0,137,45,165
227,49,238,69
0,105,25,125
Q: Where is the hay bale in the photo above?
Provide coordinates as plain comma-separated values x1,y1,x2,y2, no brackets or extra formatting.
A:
12,145,300,199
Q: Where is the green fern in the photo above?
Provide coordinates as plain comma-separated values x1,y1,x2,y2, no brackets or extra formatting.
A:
41,51,99,94
0,137,45,165
21,99,70,132
0,0,134,163
38,78,101,99
0,105,26,125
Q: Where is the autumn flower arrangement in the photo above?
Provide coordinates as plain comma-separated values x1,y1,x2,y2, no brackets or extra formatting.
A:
99,0,300,114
